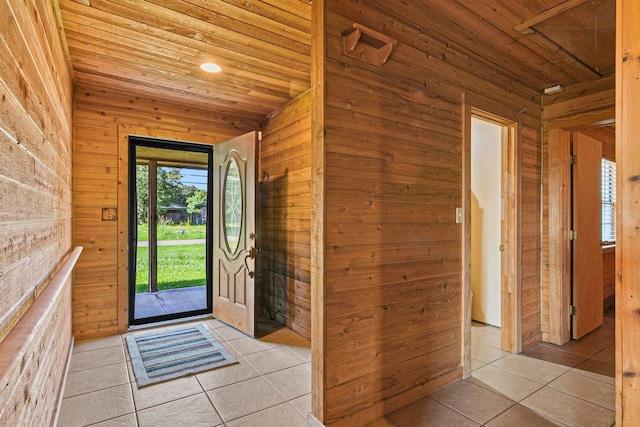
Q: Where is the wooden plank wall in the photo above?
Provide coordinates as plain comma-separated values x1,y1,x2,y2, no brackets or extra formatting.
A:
0,0,74,424
521,126,543,349
540,77,615,342
315,1,542,424
72,85,260,339
259,91,312,339
616,1,640,422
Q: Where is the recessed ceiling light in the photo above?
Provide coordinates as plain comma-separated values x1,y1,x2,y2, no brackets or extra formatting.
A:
200,62,221,73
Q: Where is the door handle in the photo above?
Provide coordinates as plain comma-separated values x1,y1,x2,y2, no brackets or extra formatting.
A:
244,246,255,278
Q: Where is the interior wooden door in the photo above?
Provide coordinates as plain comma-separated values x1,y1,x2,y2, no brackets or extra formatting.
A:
213,131,258,336
571,132,603,339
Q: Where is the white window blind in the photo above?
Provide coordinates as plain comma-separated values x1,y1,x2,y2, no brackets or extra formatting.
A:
601,158,616,243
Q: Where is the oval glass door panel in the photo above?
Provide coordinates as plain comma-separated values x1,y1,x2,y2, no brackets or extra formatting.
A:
223,158,242,254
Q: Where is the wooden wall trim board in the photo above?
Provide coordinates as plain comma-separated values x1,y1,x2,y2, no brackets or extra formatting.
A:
311,0,327,421
546,128,572,345
514,0,588,33
616,0,640,423
116,125,130,333
461,97,472,378
462,103,523,365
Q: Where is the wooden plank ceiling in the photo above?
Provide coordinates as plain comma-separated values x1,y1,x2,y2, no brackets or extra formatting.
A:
56,0,614,123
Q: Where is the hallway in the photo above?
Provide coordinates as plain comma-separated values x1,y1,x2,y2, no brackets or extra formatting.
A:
367,310,615,426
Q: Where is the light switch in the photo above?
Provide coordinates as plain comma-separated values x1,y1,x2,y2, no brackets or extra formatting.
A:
456,207,463,224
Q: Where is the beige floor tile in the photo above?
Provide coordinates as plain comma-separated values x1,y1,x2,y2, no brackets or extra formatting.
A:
429,379,514,424
196,357,260,390
131,375,203,410
521,387,615,427
216,325,250,341
290,393,311,418
69,345,126,372
261,327,311,347
200,327,225,342
471,342,509,364
492,354,569,384
225,402,305,427
473,326,501,348
244,346,307,375
522,345,587,369
571,363,615,386
364,418,400,427
205,318,229,329
288,344,312,362
137,393,223,427
591,345,615,365
485,404,564,427
263,363,312,400
573,359,616,384
57,384,134,427
549,371,615,410
73,336,123,354
207,376,286,421
126,361,136,383
388,396,480,426
226,336,281,356
430,380,515,424
64,363,130,398
89,413,138,427
541,333,610,358
471,365,544,401
471,357,488,371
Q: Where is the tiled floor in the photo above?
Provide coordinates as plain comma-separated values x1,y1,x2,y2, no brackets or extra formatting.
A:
57,318,311,427
368,311,616,427
58,312,615,427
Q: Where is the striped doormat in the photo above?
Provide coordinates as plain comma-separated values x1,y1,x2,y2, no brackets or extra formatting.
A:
126,324,237,387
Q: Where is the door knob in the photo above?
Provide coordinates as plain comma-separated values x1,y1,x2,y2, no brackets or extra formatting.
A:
244,247,255,278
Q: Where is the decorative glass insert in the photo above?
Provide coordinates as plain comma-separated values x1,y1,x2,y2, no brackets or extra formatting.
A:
223,158,242,253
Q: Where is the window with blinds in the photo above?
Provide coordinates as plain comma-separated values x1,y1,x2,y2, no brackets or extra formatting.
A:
601,158,616,243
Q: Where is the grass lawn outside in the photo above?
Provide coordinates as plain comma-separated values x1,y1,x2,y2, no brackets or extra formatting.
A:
137,223,206,242
135,244,206,293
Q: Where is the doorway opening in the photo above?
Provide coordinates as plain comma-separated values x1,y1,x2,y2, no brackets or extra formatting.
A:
463,107,521,377
128,136,213,326
547,125,614,344
471,117,503,328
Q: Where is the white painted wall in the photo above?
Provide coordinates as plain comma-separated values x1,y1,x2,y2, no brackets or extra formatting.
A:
471,118,502,327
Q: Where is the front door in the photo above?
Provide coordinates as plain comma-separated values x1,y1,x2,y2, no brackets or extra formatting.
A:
128,137,212,326
213,131,258,336
571,132,603,339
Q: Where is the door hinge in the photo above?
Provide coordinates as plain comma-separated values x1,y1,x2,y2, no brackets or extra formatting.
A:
569,229,577,241
570,305,577,316
570,154,577,165
258,130,263,141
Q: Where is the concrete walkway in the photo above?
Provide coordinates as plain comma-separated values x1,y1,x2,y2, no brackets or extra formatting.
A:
137,239,206,247
134,286,207,319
